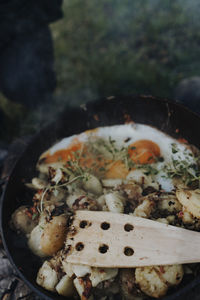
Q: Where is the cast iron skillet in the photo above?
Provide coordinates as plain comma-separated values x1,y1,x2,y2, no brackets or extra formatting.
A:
1,95,200,300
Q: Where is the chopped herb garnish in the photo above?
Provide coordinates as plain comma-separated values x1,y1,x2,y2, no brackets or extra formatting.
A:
32,213,38,220
171,143,178,154
99,167,106,172
160,143,200,187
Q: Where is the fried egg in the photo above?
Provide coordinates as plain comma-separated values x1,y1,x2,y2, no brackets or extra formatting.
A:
37,124,195,192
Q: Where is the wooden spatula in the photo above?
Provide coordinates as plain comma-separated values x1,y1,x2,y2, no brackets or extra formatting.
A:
65,210,200,268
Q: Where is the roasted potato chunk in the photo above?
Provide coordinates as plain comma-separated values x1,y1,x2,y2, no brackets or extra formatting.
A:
40,215,67,256
176,189,200,218
135,265,184,298
11,206,38,234
36,261,59,292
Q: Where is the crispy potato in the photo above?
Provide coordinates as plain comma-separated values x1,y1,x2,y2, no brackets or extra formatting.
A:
11,206,37,234
157,195,182,213
127,169,159,190
105,192,124,213
73,277,94,300
66,190,86,208
156,218,169,224
56,275,76,297
32,177,47,189
28,225,47,257
161,265,183,285
40,215,67,256
102,178,123,188
135,266,168,298
82,174,103,195
90,267,118,287
135,265,184,298
36,161,64,175
132,199,154,218
36,261,59,292
176,189,200,218
120,181,142,201
181,209,195,224
72,264,92,278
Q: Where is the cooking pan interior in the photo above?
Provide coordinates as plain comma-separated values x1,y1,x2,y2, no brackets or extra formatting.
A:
1,95,200,300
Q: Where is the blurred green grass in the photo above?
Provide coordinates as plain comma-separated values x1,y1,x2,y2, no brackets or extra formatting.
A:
1,0,200,141
51,0,200,100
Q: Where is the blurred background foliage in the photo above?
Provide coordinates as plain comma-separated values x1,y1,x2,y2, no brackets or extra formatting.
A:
52,0,200,99
1,0,200,142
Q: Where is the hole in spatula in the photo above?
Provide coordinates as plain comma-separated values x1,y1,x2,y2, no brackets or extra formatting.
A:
124,224,134,232
101,222,110,230
75,242,84,251
79,220,88,228
124,247,134,256
99,244,109,254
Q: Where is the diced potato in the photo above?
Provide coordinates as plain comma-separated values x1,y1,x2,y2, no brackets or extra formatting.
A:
40,215,67,256
66,190,86,208
36,261,59,292
73,278,93,300
72,264,91,277
121,181,142,200
32,177,47,190
135,265,184,298
182,209,195,224
156,218,169,224
11,206,37,234
161,265,183,286
166,215,175,224
90,268,118,287
28,225,46,257
135,266,168,298
50,168,63,184
101,179,123,188
62,262,91,278
37,161,64,175
82,174,103,195
56,274,76,297
127,169,159,190
48,188,67,204
157,195,182,213
176,189,200,218
96,195,106,209
105,192,124,213
62,261,74,277
71,195,99,211
132,199,154,218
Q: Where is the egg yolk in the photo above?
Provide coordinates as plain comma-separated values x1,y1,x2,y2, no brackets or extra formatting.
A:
128,140,160,164
43,140,107,175
43,140,83,164
105,160,129,179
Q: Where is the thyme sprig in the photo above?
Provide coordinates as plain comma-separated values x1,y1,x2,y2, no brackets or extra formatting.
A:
39,153,92,212
39,174,88,212
162,143,200,187
86,136,135,170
